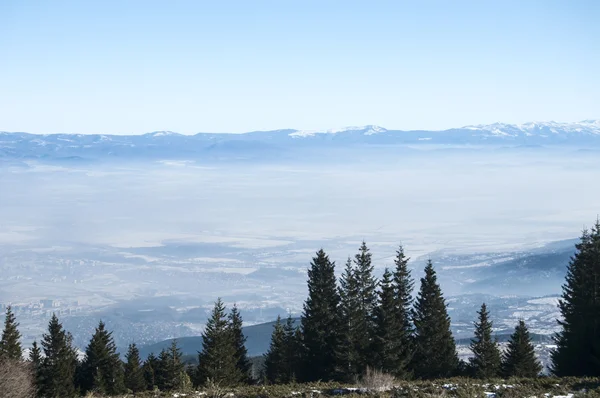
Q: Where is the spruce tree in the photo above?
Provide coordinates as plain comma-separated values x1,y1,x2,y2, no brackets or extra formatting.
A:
283,315,301,382
391,245,414,378
337,257,362,380
197,298,241,386
79,321,125,395
469,303,501,378
353,241,378,372
373,268,400,374
155,341,185,391
229,304,251,383
300,249,340,381
29,340,43,396
503,320,542,378
124,343,146,393
40,313,78,398
552,221,600,376
411,260,458,379
0,306,22,361
143,353,159,390
264,316,286,384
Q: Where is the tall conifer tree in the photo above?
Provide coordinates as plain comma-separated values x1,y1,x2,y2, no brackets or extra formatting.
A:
552,221,600,376
197,299,241,386
124,343,146,393
143,353,159,391
412,260,458,379
29,340,43,396
156,341,185,391
301,249,340,381
392,245,414,378
373,268,399,373
337,257,361,380
502,320,542,377
470,303,501,378
0,306,22,361
229,304,251,383
354,241,378,371
40,314,78,398
264,316,286,384
79,321,124,395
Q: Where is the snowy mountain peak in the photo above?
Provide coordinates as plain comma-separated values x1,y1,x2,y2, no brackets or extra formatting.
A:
289,125,387,138
462,120,600,137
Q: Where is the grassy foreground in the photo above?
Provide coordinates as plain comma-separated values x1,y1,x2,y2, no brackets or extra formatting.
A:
82,378,600,398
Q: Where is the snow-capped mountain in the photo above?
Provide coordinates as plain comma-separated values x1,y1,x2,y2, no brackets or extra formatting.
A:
1,120,599,161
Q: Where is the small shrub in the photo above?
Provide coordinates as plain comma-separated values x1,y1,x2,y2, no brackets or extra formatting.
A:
359,367,396,392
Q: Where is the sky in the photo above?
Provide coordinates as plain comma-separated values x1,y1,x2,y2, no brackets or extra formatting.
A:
1,0,599,135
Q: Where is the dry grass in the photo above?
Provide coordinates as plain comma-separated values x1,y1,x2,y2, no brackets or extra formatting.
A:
0,358,36,398
358,367,397,392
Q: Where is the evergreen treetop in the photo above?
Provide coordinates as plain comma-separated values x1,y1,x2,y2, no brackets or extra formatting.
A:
40,313,78,398
124,343,146,393
264,315,286,384
469,303,501,379
197,298,242,387
80,320,125,395
0,305,22,361
229,304,251,383
412,260,458,379
301,249,340,382
503,320,542,378
552,221,600,376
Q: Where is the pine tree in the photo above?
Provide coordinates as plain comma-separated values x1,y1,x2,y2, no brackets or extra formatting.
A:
40,313,78,398
143,353,159,391
264,316,286,384
373,268,400,373
503,320,542,378
300,249,340,381
552,221,600,376
411,260,458,379
197,298,242,386
391,245,414,378
156,341,185,391
79,320,125,395
229,304,251,383
469,303,501,378
29,340,43,396
0,306,22,361
124,343,146,393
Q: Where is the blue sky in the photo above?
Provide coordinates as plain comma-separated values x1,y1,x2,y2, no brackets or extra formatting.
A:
1,0,599,134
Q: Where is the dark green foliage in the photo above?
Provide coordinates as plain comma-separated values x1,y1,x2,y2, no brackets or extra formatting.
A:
411,260,458,379
469,303,501,378
0,306,22,361
552,221,600,376
337,257,362,380
391,245,415,378
283,315,302,382
156,340,185,391
301,249,341,382
143,352,159,390
230,304,252,383
353,242,378,370
373,268,400,373
29,340,43,396
79,320,124,395
264,316,286,384
337,242,378,380
39,313,78,398
197,298,243,386
124,343,146,393
503,320,542,377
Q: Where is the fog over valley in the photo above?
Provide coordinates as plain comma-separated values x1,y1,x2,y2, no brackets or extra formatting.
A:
1,128,598,351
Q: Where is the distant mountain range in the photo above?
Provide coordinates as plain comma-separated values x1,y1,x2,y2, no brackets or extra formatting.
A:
2,120,600,161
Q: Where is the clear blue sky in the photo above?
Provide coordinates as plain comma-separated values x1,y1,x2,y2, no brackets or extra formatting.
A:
1,0,599,134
